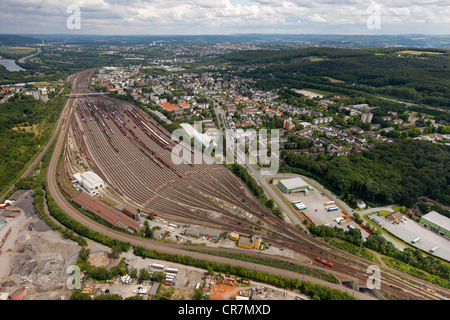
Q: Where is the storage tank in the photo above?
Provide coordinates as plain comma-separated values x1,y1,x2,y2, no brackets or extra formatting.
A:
9,286,26,300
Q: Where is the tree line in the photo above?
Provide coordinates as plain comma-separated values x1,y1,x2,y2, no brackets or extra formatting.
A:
133,246,356,300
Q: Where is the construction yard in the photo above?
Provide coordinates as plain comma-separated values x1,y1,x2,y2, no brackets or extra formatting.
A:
0,190,81,300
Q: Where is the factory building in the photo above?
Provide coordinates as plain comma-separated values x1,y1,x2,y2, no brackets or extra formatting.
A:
237,235,262,250
419,211,450,239
73,171,104,194
180,123,217,149
72,193,142,233
184,226,222,240
277,177,311,194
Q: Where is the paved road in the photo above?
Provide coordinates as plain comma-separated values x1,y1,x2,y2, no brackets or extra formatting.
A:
376,96,449,114
18,47,41,64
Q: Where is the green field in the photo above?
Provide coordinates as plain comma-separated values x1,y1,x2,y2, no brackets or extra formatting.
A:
0,46,36,55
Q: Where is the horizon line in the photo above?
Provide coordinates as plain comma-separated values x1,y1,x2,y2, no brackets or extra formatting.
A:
2,33,450,37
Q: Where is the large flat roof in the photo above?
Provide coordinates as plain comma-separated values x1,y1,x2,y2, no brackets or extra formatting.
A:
421,211,450,231
73,193,141,232
81,171,103,187
279,177,309,190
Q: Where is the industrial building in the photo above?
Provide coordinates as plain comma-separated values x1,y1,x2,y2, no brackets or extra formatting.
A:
180,123,217,149
419,211,450,238
277,177,311,194
229,232,240,241
184,226,222,240
237,235,262,250
73,171,104,194
72,193,142,233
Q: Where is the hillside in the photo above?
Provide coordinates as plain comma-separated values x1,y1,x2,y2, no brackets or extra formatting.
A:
221,47,450,109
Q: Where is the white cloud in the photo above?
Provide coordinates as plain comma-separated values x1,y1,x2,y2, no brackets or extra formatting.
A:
308,13,326,23
0,0,449,34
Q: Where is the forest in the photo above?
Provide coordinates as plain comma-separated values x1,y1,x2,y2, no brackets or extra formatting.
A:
282,139,449,208
0,87,70,195
221,47,450,109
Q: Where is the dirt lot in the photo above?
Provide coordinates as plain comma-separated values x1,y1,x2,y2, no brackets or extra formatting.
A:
0,210,81,300
210,283,242,300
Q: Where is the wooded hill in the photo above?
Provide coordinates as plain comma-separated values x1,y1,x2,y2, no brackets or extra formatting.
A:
220,47,450,109
283,139,450,208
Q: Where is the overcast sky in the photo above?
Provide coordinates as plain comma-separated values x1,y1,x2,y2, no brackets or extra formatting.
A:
1,0,449,35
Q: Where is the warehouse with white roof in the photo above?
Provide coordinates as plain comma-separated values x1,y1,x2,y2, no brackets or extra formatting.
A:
73,171,105,194
419,211,450,239
180,123,217,148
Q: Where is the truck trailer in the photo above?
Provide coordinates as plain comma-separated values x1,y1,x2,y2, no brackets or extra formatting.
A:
295,204,307,210
164,267,178,274
150,263,164,270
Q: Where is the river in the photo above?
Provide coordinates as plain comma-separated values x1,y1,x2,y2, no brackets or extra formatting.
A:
0,59,25,71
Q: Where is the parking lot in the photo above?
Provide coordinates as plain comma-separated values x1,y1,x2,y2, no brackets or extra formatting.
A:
274,179,348,227
368,214,450,261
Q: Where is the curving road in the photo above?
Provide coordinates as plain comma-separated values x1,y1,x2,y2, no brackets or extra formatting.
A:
18,47,41,64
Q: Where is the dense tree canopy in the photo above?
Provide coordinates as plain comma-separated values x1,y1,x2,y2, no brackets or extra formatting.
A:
222,47,450,109
284,139,449,207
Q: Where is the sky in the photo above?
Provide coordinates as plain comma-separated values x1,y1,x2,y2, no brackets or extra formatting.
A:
1,0,449,35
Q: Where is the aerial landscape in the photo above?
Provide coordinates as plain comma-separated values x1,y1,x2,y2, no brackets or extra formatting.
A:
0,0,449,313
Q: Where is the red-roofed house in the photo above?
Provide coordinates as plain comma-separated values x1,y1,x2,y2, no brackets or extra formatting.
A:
179,102,190,109
159,102,179,111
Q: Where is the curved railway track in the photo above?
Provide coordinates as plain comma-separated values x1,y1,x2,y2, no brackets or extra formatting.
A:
48,69,449,301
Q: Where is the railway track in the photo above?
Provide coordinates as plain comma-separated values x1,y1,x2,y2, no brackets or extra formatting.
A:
47,69,449,301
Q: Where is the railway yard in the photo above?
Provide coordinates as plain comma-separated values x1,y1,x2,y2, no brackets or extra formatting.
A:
63,94,297,242
1,69,449,301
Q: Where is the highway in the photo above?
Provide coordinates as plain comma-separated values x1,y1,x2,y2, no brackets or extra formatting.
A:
42,70,449,301
18,47,41,64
